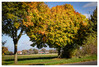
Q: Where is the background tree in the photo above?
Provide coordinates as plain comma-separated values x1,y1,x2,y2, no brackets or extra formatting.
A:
83,34,97,55
74,7,97,57
29,48,33,54
90,7,97,32
83,7,97,55
2,47,8,55
33,49,38,54
2,40,7,55
49,50,53,54
49,49,57,54
75,33,97,57
5,51,14,55
41,48,46,53
22,50,28,55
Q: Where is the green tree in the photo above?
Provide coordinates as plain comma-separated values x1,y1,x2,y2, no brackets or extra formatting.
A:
49,49,57,54
90,7,97,32
22,50,28,55
83,7,97,56
2,2,27,63
83,34,97,55
75,7,97,57
29,48,33,54
2,2,45,63
75,33,97,57
81,7,97,56
49,50,53,53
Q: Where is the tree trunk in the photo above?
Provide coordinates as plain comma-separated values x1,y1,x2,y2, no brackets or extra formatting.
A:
58,47,61,58
14,43,17,64
61,50,72,58
13,39,18,64
60,45,73,58
13,28,23,64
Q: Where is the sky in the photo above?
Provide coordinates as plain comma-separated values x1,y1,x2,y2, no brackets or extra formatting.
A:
2,2,97,52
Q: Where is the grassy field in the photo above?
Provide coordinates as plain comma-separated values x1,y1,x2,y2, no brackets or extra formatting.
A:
2,54,97,65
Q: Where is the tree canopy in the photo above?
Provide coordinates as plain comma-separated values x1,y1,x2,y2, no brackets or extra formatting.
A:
2,2,48,63
26,4,89,49
2,2,90,60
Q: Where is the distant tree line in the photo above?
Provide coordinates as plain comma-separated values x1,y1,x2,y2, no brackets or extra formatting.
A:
2,47,57,55
21,48,57,55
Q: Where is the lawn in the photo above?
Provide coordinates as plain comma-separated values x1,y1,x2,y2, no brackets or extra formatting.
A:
2,54,97,65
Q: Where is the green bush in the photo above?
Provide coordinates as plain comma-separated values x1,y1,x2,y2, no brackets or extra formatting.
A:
75,33,97,57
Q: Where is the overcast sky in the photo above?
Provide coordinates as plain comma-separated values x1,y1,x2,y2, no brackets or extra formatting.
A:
2,2,97,52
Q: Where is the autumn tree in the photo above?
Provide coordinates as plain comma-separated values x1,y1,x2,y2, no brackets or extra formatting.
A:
26,3,89,58
2,2,45,63
26,3,51,48
47,4,88,58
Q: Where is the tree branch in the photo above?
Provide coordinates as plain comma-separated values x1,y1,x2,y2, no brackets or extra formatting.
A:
18,29,24,40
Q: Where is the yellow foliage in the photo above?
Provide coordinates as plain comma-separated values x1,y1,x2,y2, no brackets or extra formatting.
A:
25,2,89,48
14,22,20,29
82,22,87,26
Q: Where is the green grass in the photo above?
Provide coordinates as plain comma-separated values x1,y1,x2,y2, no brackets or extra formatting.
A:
2,54,97,65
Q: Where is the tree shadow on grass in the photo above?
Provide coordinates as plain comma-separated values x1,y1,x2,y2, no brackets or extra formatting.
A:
3,56,57,65
4,56,57,61
2,61,14,65
29,64,45,65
